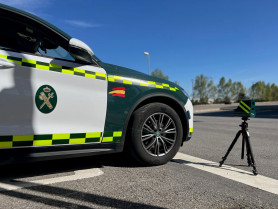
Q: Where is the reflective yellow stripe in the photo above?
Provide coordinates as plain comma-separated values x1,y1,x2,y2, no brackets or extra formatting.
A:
86,132,101,138
74,68,85,73
239,104,249,114
37,64,49,70
0,131,122,148
22,58,36,64
13,135,33,141
108,77,115,82
107,75,179,92
189,128,193,133
95,72,106,77
0,142,12,147
148,81,156,85
155,85,163,89
140,83,149,87
69,138,86,144
62,69,74,75
113,131,122,137
102,137,113,142
0,54,105,82
0,54,7,58
123,80,132,84
85,73,96,79
33,140,52,146
52,133,70,140
240,101,251,110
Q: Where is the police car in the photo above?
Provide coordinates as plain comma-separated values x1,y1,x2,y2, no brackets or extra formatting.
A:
0,4,193,165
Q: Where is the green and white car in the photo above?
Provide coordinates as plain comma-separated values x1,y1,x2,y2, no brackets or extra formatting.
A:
0,4,193,165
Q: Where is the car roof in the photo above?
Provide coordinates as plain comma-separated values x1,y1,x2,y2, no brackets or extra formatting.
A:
0,3,71,41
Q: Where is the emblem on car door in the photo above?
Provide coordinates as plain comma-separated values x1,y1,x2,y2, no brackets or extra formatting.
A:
35,85,57,114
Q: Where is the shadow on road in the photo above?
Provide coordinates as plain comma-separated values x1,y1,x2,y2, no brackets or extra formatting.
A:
0,153,142,180
0,180,166,209
0,154,165,208
171,159,254,176
195,108,278,119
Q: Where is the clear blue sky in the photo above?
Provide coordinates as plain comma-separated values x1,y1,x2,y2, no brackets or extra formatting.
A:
1,0,278,94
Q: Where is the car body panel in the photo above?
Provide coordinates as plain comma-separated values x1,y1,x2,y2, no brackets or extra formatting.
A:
100,62,193,142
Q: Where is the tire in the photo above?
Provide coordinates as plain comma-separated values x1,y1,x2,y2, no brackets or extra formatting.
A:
128,102,183,165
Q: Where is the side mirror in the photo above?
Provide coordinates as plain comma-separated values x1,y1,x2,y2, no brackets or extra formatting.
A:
69,38,94,64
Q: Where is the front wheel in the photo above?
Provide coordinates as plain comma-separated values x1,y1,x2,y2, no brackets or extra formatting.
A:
128,103,183,165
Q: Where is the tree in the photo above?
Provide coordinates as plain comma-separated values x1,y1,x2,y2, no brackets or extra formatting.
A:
231,81,246,101
264,83,272,101
224,78,233,103
217,77,233,103
193,74,216,103
151,69,169,80
208,80,217,99
217,77,226,101
249,81,265,100
271,83,278,101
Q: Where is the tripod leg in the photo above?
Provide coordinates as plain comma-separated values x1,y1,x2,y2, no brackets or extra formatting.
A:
219,130,242,167
245,135,252,166
244,130,258,175
241,135,245,159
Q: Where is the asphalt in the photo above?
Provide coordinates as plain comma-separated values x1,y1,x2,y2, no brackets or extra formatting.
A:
0,104,277,209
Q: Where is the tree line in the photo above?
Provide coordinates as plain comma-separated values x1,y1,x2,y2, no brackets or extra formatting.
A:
150,69,278,104
193,74,278,104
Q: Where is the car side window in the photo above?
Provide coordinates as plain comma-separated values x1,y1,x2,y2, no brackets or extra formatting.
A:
0,16,74,62
37,38,75,61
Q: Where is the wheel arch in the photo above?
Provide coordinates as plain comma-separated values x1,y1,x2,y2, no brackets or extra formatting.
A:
121,93,189,148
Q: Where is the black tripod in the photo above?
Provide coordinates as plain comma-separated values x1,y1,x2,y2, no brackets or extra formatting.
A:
219,117,258,175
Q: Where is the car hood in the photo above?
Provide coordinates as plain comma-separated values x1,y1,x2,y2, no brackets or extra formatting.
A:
99,62,181,89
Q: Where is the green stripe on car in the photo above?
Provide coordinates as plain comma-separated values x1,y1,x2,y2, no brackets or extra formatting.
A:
0,131,122,148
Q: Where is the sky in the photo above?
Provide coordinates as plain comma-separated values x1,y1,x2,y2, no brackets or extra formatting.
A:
1,0,278,95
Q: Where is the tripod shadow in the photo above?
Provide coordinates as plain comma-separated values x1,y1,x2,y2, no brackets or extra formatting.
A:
172,159,254,176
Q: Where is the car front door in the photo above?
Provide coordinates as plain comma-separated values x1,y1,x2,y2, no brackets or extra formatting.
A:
0,15,107,149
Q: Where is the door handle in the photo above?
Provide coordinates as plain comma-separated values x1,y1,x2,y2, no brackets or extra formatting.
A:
0,58,16,69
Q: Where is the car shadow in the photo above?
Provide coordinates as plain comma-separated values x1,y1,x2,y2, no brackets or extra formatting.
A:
0,153,143,179
0,154,166,208
0,180,166,209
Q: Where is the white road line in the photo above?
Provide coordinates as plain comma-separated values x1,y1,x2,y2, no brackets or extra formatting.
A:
174,152,278,195
0,168,103,191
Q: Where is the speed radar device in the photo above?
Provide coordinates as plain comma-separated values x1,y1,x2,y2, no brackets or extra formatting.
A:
219,99,258,175
234,99,256,118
